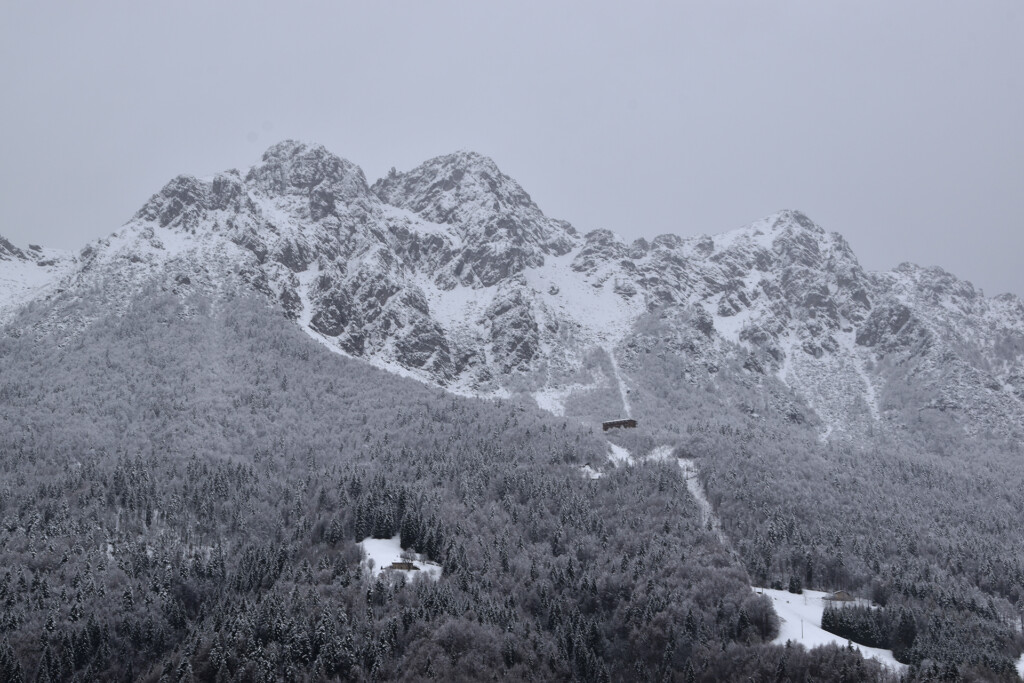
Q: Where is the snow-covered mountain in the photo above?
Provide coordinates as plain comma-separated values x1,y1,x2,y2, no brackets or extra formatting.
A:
0,235,75,324
4,140,1023,441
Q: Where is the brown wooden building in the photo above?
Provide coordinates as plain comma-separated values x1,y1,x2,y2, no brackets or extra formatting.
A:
602,418,637,431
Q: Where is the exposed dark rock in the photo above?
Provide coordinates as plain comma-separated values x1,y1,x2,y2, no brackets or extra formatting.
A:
279,287,302,320
691,307,715,337
310,290,352,337
248,140,371,203
856,301,916,348
484,290,540,372
274,240,312,273
0,235,26,261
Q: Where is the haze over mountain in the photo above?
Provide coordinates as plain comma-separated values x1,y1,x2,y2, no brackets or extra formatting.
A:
1,142,1023,681
4,141,1022,444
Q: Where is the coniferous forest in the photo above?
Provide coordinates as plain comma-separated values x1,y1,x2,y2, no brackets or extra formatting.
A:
0,288,1021,681
4,0,1024,679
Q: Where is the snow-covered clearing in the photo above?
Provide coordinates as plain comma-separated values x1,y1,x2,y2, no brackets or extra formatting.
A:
646,445,675,462
358,535,442,581
606,443,634,466
533,381,591,417
579,464,605,480
707,303,755,347
605,444,675,468
753,587,907,673
597,444,908,674
534,387,569,416
666,454,905,673
1017,651,1024,680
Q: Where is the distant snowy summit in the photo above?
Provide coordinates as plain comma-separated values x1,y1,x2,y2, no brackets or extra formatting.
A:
3,140,1024,442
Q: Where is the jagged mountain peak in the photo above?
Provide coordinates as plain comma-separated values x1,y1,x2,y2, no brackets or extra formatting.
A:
426,148,504,174
9,145,1024,445
887,262,986,307
373,150,579,287
768,209,825,234
372,149,541,221
0,234,27,261
131,141,377,237
700,210,827,253
247,140,371,203
133,172,247,231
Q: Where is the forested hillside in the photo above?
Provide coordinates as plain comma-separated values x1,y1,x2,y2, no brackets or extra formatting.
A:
1,141,1023,680
0,291,904,681
612,329,1024,679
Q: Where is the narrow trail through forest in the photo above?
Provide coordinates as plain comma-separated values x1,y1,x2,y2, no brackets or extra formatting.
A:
666,448,908,672
605,349,631,418
676,457,726,544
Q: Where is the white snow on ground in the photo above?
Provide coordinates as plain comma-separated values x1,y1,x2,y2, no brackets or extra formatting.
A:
709,216,778,255
836,328,881,422
606,443,634,467
523,251,645,348
579,464,605,480
1017,651,1024,679
605,348,632,417
358,535,441,581
646,445,675,462
0,249,74,322
676,458,724,541
533,382,590,417
295,265,321,328
708,304,755,347
411,271,497,334
672,455,906,673
777,328,881,441
753,587,907,673
534,389,566,415
381,204,459,242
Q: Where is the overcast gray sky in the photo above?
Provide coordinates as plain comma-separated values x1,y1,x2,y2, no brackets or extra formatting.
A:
2,1,1021,295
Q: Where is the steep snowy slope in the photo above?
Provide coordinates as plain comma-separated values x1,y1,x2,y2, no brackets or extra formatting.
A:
4,141,1023,442
0,235,74,323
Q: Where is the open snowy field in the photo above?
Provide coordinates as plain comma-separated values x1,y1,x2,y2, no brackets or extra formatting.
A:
754,587,907,673
358,535,442,581
602,444,908,673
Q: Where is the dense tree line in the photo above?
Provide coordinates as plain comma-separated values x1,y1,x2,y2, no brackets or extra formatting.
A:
0,289,905,681
820,604,916,654
620,306,1024,680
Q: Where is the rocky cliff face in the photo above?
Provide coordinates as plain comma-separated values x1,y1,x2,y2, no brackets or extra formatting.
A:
372,151,578,288
4,141,1023,441
0,235,28,262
